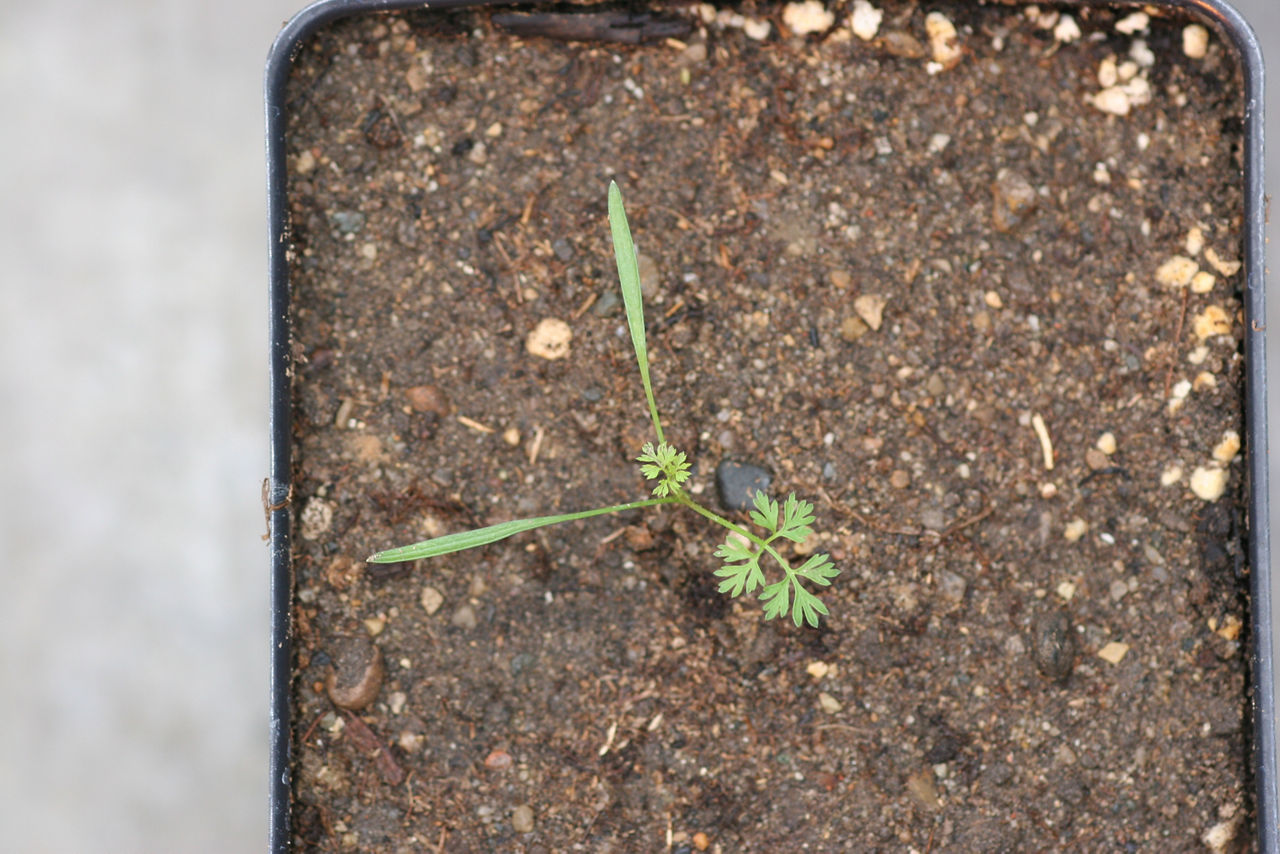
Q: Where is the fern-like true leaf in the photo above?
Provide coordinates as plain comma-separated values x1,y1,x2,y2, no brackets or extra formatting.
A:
776,493,816,543
759,578,791,622
713,534,765,597
795,553,840,587
749,490,779,533
791,584,830,628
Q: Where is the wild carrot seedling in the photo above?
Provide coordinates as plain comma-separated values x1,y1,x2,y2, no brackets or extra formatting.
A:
368,182,840,627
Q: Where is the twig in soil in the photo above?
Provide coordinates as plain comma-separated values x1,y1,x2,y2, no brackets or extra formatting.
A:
342,709,406,786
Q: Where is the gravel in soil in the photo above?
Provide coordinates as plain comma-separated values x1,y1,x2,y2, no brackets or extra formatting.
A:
284,3,1252,850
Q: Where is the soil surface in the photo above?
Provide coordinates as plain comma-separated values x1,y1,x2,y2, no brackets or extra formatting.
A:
283,2,1252,850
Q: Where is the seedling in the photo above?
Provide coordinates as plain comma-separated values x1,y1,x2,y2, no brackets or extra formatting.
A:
368,183,840,627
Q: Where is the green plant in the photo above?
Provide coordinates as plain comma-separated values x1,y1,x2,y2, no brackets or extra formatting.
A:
368,182,840,627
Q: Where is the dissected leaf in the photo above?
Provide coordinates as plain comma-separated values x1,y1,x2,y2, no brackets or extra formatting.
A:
796,553,840,587
791,584,830,628
760,578,790,622
749,490,779,533
776,493,815,543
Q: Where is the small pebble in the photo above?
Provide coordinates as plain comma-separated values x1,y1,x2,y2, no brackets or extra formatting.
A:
1109,579,1130,601
1161,465,1184,486
451,603,478,630
325,636,384,710
840,315,869,342
992,169,1037,231
889,469,910,489
924,11,962,69
1186,226,1205,256
636,252,661,298
484,749,514,771
849,0,882,40
511,804,535,833
1191,271,1216,294
1155,255,1199,287
693,831,711,851
1032,610,1075,682
421,585,444,615
1055,581,1076,601
1053,15,1081,43
502,427,521,446
1213,431,1241,464
295,149,317,174
1190,466,1229,501
526,318,572,360
1096,641,1130,664
330,210,366,235
1063,518,1088,542
783,1,834,36
807,660,831,679
818,692,842,714
300,497,334,540
1205,248,1242,277
1091,87,1131,116
1194,371,1217,392
1096,432,1117,455
1183,24,1210,59
714,460,772,511
854,294,886,331
1115,11,1149,34
1084,448,1108,470
742,17,772,41
405,384,451,416
878,30,926,60
1193,306,1231,340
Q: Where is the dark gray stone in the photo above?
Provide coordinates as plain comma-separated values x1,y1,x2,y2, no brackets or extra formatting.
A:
715,459,771,511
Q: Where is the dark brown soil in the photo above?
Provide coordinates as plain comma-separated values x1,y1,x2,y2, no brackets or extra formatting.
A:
283,2,1253,850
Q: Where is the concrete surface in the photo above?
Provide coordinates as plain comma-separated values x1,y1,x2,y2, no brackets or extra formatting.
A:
0,1,1276,851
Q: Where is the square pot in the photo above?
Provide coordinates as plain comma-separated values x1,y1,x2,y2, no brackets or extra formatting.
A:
267,1,1271,849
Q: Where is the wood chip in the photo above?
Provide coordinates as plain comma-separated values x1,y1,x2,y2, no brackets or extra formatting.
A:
1031,413,1054,470
457,415,494,434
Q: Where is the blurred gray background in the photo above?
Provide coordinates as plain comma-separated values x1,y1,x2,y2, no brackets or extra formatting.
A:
0,1,1277,851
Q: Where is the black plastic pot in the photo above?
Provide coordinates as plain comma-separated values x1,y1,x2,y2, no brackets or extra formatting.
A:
265,1,1271,849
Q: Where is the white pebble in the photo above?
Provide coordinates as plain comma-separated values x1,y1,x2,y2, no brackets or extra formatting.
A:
1064,518,1088,542
743,17,772,40
1161,465,1183,486
1205,247,1242,276
1187,345,1210,365
925,11,962,69
1190,466,1229,501
1192,306,1231,340
1191,271,1216,294
1091,87,1130,116
849,0,882,41
1183,24,1209,59
1186,226,1205,256
1053,15,1081,43
1098,56,1118,88
525,317,572,360
1115,11,1149,35
1129,39,1155,68
1155,255,1199,288
420,585,444,615
1213,431,1241,464
782,1,832,36
1097,432,1117,455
